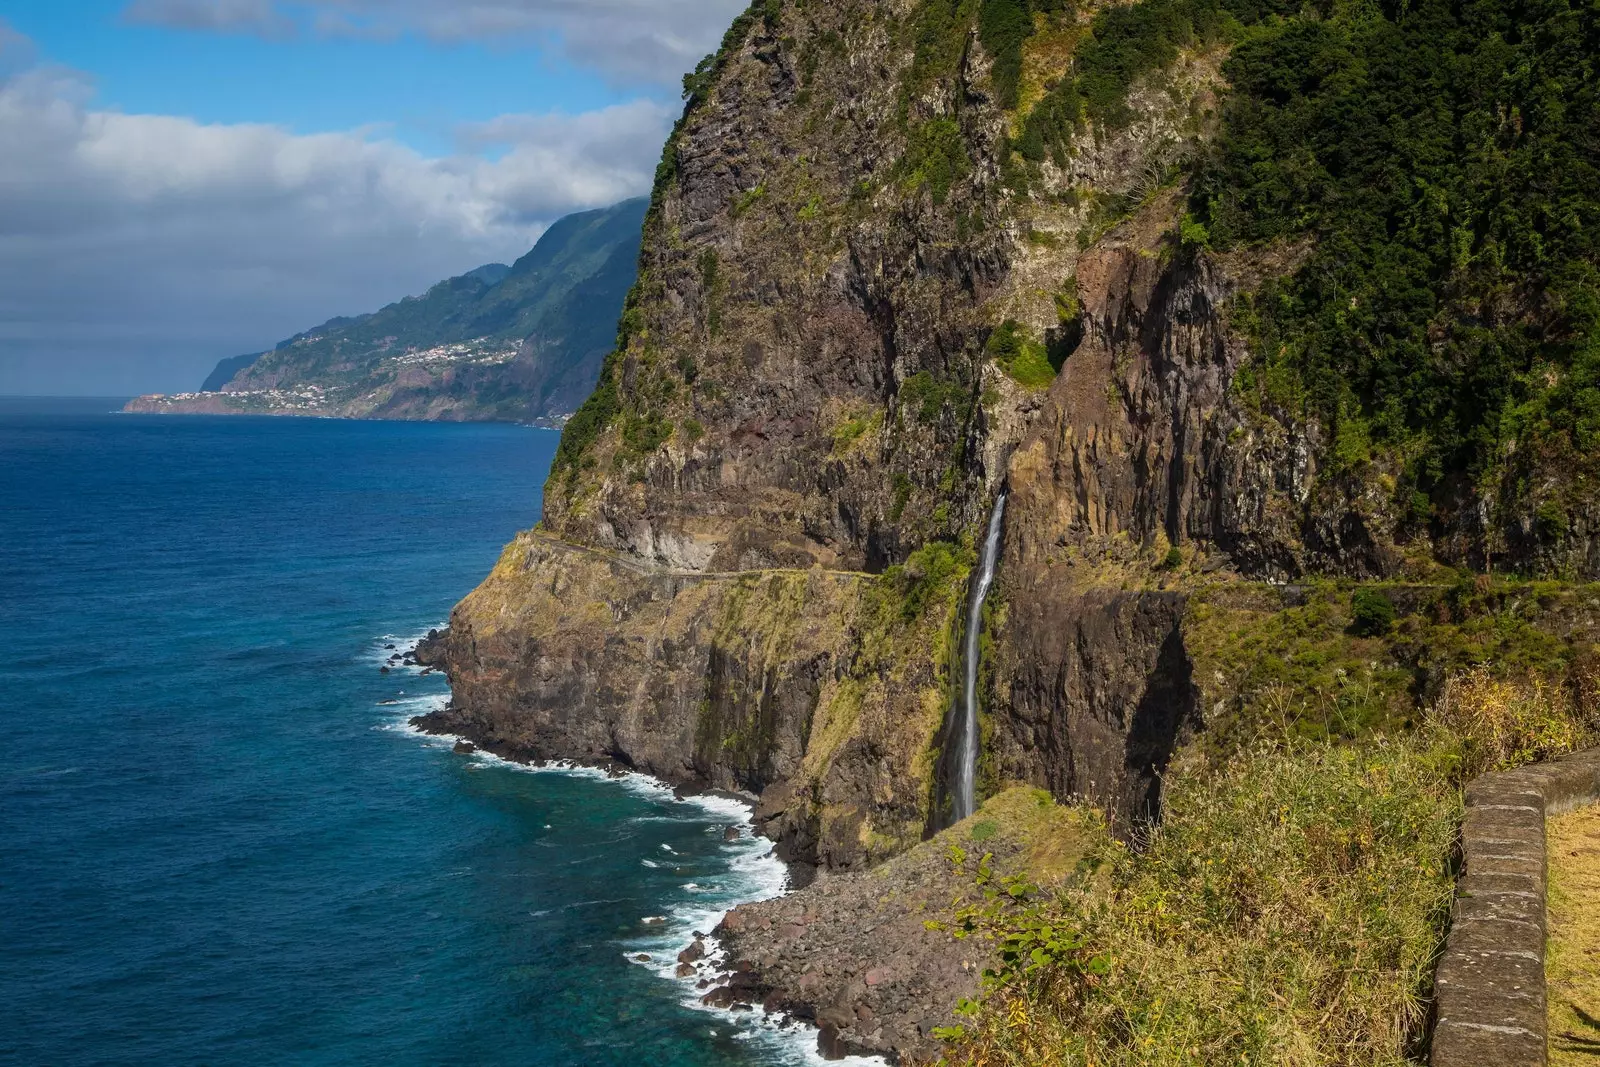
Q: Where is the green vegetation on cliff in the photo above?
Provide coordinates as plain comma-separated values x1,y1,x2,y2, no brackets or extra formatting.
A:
909,0,1600,534
147,198,648,423
942,664,1600,1067
1197,0,1600,515
459,0,1600,1059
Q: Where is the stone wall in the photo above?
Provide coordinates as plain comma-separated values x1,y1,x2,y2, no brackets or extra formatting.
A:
1432,749,1600,1067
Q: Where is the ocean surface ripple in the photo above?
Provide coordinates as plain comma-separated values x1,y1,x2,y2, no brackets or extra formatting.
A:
0,399,858,1067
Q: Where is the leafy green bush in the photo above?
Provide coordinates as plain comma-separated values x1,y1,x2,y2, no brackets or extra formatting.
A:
621,413,671,456
731,184,767,218
1537,500,1571,541
1194,0,1600,497
1178,212,1210,253
899,370,971,424
698,249,723,337
889,472,915,522
882,540,973,622
977,0,1034,110
1349,588,1396,638
550,351,621,480
987,320,1060,389
830,410,881,453
901,118,971,204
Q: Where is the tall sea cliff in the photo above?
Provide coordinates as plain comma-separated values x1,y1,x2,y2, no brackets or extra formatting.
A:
419,0,1600,1058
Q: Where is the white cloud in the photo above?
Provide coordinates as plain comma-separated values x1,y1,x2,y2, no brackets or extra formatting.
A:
0,35,674,394
122,0,750,86
124,0,296,38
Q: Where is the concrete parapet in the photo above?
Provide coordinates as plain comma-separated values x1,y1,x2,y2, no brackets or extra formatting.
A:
1432,749,1600,1067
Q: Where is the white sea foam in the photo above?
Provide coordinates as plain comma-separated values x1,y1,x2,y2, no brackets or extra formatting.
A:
362,624,447,674
375,631,885,1067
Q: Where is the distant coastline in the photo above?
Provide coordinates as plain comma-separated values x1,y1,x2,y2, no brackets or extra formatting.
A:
121,394,572,429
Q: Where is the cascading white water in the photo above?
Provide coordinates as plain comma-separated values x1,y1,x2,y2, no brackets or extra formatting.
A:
953,494,1006,823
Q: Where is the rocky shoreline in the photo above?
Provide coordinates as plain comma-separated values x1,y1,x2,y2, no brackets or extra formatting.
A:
403,628,1035,1064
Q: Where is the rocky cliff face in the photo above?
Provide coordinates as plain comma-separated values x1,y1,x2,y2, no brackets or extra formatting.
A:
425,0,1436,853
422,0,1600,1057
422,530,962,871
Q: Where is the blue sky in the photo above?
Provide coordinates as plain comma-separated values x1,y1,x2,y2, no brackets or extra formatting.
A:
4,0,632,152
0,0,743,395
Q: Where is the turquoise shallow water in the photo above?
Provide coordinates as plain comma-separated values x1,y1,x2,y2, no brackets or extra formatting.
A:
0,400,831,1067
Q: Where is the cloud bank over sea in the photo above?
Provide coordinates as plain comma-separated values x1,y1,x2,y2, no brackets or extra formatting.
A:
0,2,741,393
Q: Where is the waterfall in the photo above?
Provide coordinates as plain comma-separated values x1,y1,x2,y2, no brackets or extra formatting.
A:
953,494,1006,823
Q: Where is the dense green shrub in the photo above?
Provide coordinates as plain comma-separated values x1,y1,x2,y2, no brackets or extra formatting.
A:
550,351,622,480
902,118,972,204
1194,0,1600,496
884,540,974,622
977,0,1035,109
986,319,1060,389
900,370,972,423
1349,588,1397,638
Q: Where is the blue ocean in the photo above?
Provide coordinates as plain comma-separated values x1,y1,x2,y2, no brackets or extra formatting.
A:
0,400,834,1067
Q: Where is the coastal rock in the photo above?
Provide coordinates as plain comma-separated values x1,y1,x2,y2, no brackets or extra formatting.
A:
816,1024,847,1061
452,741,475,755
425,0,1600,1058
419,534,953,871
715,789,1090,1062
412,629,449,670
700,968,766,1010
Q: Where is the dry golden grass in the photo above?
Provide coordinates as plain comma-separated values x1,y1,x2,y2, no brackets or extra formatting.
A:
1014,17,1088,126
1548,803,1600,1065
940,742,1459,1067
937,664,1600,1067
1431,667,1599,782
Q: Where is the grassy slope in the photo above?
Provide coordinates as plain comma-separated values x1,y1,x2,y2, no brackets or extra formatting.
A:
937,665,1598,1066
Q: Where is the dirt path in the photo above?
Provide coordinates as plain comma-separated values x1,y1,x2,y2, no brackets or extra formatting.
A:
1548,803,1600,1064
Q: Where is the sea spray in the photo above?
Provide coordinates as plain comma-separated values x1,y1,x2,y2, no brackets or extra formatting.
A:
380,636,883,1067
953,494,1006,823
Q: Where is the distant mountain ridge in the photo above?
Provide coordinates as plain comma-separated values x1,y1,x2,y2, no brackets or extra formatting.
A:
127,198,647,423
201,353,260,393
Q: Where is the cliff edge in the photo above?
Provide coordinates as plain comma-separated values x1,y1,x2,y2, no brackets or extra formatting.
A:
421,0,1600,1058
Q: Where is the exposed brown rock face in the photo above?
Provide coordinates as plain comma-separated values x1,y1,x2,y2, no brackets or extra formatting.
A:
418,1,1600,1060
992,587,1195,832
427,1,1300,873
418,531,957,872
540,8,1014,573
